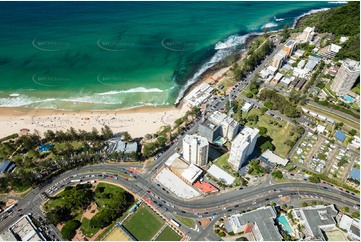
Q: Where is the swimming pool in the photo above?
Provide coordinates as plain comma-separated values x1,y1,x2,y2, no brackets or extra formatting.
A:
277,216,293,234
343,95,355,102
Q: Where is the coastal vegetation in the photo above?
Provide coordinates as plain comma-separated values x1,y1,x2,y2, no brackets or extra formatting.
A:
142,106,200,158
0,126,113,193
232,39,274,80
296,1,360,60
258,89,301,118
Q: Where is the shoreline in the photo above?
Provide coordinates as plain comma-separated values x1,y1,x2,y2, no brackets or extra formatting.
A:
0,103,189,139
0,6,332,139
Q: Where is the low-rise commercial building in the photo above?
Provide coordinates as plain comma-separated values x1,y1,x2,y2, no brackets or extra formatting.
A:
225,206,283,241
7,215,46,241
241,102,253,113
184,83,214,106
155,168,200,199
207,164,235,186
165,153,203,184
339,214,360,241
260,150,289,166
291,205,338,241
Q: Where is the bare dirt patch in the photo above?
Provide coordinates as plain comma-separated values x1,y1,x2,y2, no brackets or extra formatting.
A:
104,227,132,241
199,218,211,229
280,196,291,202
83,203,98,220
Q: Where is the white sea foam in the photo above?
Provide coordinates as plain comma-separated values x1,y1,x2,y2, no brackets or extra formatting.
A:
215,34,249,50
9,93,20,97
261,22,278,29
328,1,348,4
292,8,330,28
0,96,55,107
175,32,262,105
175,7,334,105
274,16,285,22
95,87,164,96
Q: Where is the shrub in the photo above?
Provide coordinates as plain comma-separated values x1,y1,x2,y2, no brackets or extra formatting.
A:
61,220,81,240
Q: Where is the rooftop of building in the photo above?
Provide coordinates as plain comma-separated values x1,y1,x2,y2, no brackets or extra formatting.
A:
303,26,314,33
330,44,342,53
0,160,16,173
285,40,296,47
304,60,318,71
165,153,188,172
114,140,138,153
9,215,45,241
295,49,305,56
295,205,338,240
209,111,228,125
155,168,200,199
207,164,235,186
349,167,360,181
339,214,360,237
181,164,203,184
267,65,278,73
273,73,284,80
183,134,208,147
334,130,346,142
343,58,360,71
260,150,288,166
274,50,287,60
241,102,253,111
193,181,218,193
199,119,221,131
230,206,282,241
280,76,294,85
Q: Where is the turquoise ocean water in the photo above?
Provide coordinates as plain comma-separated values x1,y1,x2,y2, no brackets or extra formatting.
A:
0,1,342,110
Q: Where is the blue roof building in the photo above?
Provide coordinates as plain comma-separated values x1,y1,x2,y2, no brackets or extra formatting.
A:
0,160,16,173
349,168,360,182
334,130,346,142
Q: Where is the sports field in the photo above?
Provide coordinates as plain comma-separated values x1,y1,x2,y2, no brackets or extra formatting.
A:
122,205,164,241
155,226,182,241
103,227,132,241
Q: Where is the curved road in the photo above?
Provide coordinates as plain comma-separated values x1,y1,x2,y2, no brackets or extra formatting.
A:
0,162,359,240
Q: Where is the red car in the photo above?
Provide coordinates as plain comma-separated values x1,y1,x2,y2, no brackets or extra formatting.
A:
123,178,128,181
321,181,326,184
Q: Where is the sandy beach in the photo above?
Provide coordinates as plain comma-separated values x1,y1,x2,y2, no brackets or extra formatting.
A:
0,104,189,139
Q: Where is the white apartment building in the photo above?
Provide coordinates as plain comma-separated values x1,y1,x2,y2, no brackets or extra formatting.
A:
330,59,360,96
298,26,315,43
209,111,240,140
182,134,209,167
228,127,259,170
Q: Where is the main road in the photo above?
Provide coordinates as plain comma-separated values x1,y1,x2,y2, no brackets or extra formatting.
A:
1,162,359,236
